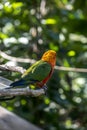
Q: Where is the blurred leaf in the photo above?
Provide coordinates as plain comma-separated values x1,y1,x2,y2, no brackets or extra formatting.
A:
49,42,59,51
45,18,57,24
67,50,76,57
0,32,8,39
12,2,23,9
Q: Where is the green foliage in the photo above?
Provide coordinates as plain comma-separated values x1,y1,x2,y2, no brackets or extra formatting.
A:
0,0,87,130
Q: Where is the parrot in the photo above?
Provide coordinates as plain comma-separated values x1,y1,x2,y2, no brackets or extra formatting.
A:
9,50,56,90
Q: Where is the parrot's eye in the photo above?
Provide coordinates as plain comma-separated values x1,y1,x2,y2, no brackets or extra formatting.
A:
44,52,49,57
45,53,48,56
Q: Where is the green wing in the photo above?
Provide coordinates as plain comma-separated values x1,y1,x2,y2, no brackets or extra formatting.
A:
22,60,51,82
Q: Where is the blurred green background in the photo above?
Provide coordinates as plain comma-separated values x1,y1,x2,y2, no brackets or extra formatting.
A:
0,0,87,130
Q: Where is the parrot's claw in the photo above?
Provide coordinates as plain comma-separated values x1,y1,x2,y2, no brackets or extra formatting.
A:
42,84,48,95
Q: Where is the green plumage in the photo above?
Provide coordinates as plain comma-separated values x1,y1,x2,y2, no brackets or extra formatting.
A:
10,60,52,87
22,60,51,82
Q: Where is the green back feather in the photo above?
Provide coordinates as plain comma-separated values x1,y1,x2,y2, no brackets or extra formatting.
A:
22,60,51,82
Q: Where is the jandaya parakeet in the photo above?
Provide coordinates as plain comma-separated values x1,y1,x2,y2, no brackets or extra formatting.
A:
10,50,56,88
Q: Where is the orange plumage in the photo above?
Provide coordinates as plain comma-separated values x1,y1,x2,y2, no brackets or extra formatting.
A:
37,50,56,87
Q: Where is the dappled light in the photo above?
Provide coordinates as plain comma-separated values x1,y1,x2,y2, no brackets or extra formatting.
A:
0,0,87,130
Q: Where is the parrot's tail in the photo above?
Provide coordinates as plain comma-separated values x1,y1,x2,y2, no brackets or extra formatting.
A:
10,79,25,88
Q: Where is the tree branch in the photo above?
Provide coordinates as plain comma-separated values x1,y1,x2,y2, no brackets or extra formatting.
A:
55,66,87,73
0,63,87,74
0,50,87,73
0,64,26,74
0,50,35,63
0,87,45,97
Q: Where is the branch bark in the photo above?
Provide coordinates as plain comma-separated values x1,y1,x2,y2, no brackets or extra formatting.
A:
0,64,26,74
55,66,87,73
0,87,45,97
0,50,35,63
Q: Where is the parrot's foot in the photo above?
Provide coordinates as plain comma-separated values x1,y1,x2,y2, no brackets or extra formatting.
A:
42,84,48,95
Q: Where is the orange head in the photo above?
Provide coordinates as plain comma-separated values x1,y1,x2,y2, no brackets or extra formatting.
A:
41,50,56,67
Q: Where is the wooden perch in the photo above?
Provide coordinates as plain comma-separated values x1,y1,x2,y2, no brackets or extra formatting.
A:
0,76,45,97
0,106,43,130
0,87,45,97
0,65,45,97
